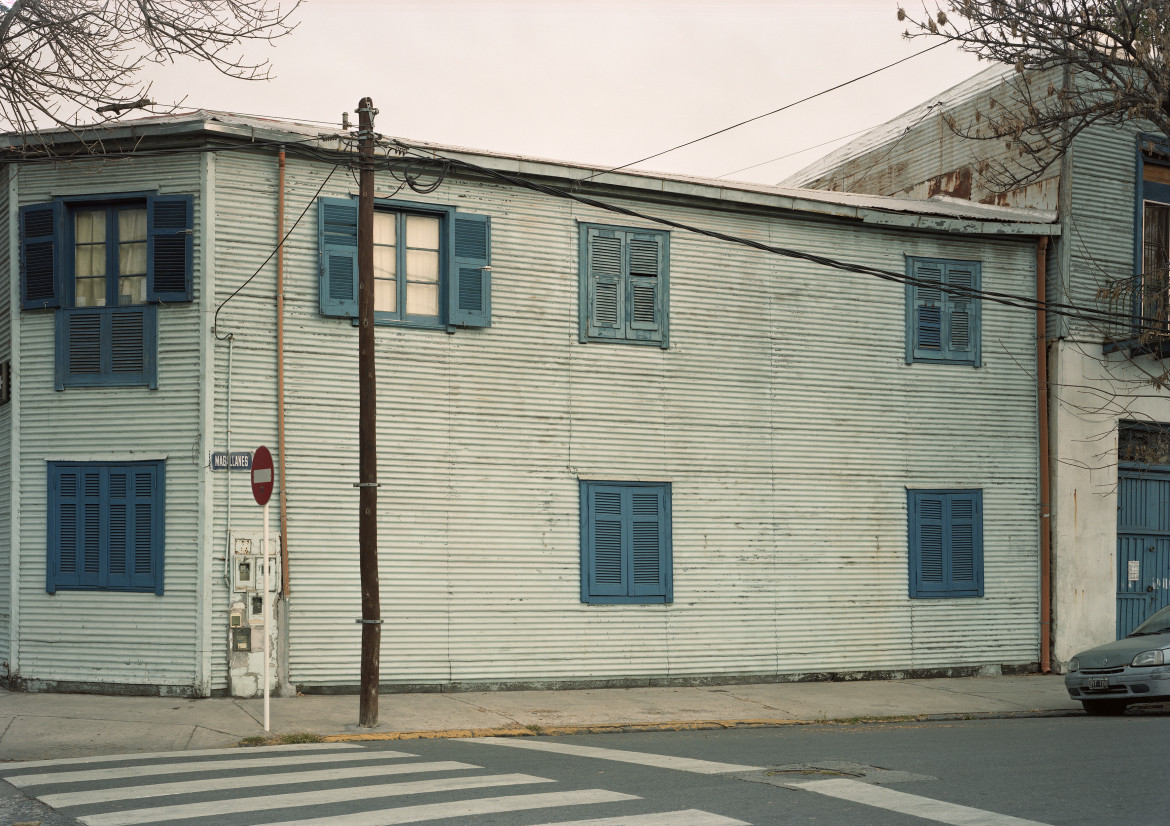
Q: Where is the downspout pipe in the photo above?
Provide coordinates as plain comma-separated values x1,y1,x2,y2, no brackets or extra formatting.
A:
1038,235,1052,673
277,147,290,595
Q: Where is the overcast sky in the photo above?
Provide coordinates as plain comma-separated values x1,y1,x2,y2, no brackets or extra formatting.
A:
145,0,984,185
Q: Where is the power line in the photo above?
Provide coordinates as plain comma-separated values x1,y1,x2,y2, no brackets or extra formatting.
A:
578,38,953,184
389,139,1155,331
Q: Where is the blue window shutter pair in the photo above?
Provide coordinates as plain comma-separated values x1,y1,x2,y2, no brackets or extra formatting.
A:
581,225,669,347
317,197,491,327
581,481,672,604
48,461,165,595
55,306,157,390
908,489,983,598
907,258,980,365
20,195,194,309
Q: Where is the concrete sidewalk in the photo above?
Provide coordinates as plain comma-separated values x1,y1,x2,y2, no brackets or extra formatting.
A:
0,674,1098,763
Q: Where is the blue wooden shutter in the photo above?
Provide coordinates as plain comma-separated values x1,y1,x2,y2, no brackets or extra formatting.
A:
56,307,156,390
944,263,979,364
911,262,944,361
629,487,669,598
107,468,131,589
130,465,163,594
319,197,359,317
946,492,983,596
586,229,625,340
626,233,663,343
449,212,491,327
146,194,194,302
79,468,103,589
587,486,627,597
21,201,61,310
48,465,80,592
910,491,948,596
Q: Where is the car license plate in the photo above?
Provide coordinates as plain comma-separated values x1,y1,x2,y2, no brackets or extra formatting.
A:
1087,677,1110,690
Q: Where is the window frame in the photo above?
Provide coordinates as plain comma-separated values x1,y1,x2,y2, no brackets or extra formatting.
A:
46,459,166,595
1137,154,1170,336
907,488,984,599
371,199,453,329
905,257,982,366
579,480,672,605
578,222,670,349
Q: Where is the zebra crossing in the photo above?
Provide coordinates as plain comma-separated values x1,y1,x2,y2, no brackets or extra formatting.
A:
0,741,749,826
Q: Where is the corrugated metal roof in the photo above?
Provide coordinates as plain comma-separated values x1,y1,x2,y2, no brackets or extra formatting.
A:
1,104,1056,230
782,64,1014,188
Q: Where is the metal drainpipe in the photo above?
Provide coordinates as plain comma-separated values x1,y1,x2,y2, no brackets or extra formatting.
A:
225,334,233,583
277,148,290,595
1038,235,1052,673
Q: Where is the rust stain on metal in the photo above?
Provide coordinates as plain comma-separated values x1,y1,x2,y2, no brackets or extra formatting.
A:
926,167,973,200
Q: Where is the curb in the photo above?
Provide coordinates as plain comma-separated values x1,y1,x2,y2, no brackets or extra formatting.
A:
297,708,1085,746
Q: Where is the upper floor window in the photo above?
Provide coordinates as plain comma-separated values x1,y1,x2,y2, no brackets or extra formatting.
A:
579,223,669,348
1139,153,1170,336
19,194,194,390
318,196,491,329
905,257,981,366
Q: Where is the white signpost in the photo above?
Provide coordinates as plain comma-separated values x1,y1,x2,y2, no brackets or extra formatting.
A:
251,446,275,731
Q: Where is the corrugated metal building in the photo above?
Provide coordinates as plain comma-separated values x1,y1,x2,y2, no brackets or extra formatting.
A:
786,64,1170,669
1,112,1054,696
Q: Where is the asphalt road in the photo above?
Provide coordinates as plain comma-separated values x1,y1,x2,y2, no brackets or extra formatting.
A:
2,715,1167,825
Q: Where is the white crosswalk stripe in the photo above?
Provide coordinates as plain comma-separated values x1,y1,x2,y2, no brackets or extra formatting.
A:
77,773,554,826
262,790,642,826
1,742,753,826
5,748,415,787
38,760,479,808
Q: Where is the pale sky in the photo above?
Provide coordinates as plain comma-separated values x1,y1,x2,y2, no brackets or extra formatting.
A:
143,0,983,185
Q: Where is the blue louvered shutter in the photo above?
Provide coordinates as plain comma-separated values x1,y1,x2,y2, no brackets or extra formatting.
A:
911,262,945,361
107,468,131,589
21,201,61,310
626,233,663,343
79,468,103,589
146,194,194,302
130,465,163,593
944,263,978,364
946,492,982,596
629,487,669,598
49,466,80,592
449,212,491,327
56,307,156,389
911,492,948,596
587,486,627,597
319,197,359,317
586,229,625,340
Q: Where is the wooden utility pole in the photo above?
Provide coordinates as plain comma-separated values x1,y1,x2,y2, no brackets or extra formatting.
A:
356,97,381,727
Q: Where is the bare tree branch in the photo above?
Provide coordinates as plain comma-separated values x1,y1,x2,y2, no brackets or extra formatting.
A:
0,0,301,147
899,1,1169,191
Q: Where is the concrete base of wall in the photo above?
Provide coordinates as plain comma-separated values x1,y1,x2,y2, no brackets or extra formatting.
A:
296,662,1041,695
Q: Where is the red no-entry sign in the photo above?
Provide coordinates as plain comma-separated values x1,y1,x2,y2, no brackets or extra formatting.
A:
251,446,274,506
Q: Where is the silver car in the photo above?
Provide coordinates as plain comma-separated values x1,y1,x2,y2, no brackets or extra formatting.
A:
1065,604,1170,715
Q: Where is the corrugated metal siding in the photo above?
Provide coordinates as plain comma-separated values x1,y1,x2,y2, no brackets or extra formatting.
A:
13,156,204,689
1067,124,1140,341
0,165,10,669
202,152,1040,687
